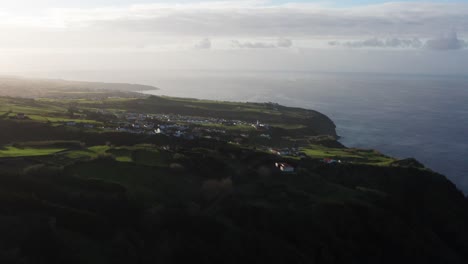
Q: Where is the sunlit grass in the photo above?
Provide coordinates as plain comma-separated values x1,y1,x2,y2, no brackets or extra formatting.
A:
0,147,65,158
88,145,111,154
197,122,255,131
301,145,395,165
65,145,111,160
27,115,101,124
270,123,307,129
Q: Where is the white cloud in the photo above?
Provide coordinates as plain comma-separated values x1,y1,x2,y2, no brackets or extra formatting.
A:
329,37,423,49
329,33,468,50
277,38,293,48
231,40,275,49
2,2,468,75
1,2,467,53
231,38,294,49
2,2,468,37
194,38,211,49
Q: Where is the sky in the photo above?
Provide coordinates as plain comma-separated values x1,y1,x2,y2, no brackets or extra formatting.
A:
1,0,468,75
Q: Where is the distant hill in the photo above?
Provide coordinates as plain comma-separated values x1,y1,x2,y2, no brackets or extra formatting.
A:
0,76,158,98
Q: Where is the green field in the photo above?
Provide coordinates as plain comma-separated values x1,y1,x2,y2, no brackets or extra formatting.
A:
107,148,133,162
301,145,395,165
64,145,169,165
64,145,111,159
197,122,255,131
0,146,66,157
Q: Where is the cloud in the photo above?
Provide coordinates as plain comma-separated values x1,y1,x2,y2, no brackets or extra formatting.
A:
425,32,467,50
231,40,275,49
231,38,293,49
194,38,211,49
277,38,293,48
328,33,468,51
3,2,468,37
329,37,423,49
0,2,468,52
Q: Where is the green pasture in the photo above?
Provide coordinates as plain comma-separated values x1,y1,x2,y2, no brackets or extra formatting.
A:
301,145,395,165
0,146,66,158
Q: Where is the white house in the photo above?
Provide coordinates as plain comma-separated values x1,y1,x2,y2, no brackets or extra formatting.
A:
275,162,295,173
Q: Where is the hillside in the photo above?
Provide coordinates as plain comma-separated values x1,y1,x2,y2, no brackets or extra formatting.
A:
0,88,467,263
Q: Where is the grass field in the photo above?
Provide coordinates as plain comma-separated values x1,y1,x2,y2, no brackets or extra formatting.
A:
269,123,307,130
65,145,168,165
0,98,66,115
63,145,109,160
198,122,255,132
27,115,101,124
301,145,395,165
0,97,103,126
0,140,167,166
0,146,66,158
107,148,133,162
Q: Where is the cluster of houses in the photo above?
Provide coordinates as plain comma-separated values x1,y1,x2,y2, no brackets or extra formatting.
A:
121,112,251,128
275,162,295,173
16,113,26,119
322,158,342,164
273,159,343,175
252,120,270,130
100,111,273,142
114,121,227,140
9,113,28,120
269,147,306,158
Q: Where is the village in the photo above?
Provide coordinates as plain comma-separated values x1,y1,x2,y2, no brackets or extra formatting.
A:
12,108,345,173
59,110,323,171
86,111,277,145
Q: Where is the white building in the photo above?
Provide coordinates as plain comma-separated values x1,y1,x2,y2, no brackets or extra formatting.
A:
275,162,295,173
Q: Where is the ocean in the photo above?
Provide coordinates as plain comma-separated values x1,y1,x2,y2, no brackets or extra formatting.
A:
33,70,468,193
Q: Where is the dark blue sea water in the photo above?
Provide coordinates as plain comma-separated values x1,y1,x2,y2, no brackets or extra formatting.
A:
34,70,468,193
